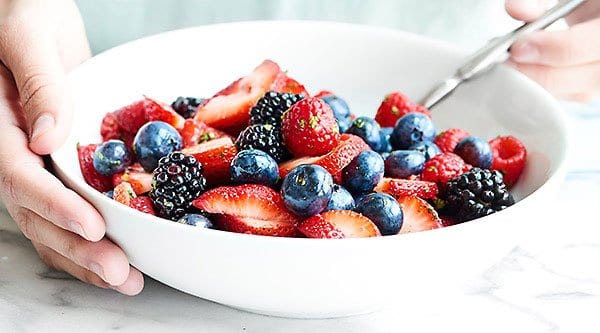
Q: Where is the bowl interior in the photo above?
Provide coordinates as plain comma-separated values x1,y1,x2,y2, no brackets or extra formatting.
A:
54,21,567,206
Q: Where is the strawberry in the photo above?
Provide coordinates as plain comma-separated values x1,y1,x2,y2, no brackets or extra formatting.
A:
77,144,113,192
182,137,237,186
143,97,186,130
194,60,281,130
374,92,431,127
489,135,527,187
112,163,153,195
113,181,137,207
179,119,231,148
100,112,124,142
397,196,443,234
278,134,370,178
314,90,334,99
113,97,185,135
374,178,439,200
421,153,471,188
130,196,156,215
193,184,301,237
271,72,309,96
281,97,341,157
434,128,471,153
298,210,381,238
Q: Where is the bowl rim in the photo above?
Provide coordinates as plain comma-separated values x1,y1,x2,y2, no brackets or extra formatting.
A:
52,20,570,244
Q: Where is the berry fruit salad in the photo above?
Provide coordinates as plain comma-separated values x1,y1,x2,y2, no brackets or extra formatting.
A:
78,60,527,238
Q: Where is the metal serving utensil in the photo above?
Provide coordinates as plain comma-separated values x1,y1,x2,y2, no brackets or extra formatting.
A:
419,0,588,109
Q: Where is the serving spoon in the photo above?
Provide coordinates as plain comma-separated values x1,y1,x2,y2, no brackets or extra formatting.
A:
419,0,588,109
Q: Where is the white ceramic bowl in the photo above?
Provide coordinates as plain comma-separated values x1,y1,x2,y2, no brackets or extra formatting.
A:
51,21,568,318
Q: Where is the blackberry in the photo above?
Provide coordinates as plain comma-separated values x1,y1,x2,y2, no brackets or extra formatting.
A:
171,96,205,119
249,91,304,127
445,168,515,223
150,152,207,220
235,124,289,162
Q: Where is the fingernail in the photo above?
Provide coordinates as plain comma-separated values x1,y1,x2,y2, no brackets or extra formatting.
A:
68,221,88,240
511,41,540,63
30,114,55,141
89,262,106,281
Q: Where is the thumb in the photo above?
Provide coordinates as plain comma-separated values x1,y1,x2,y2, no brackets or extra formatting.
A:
505,0,556,22
1,25,72,155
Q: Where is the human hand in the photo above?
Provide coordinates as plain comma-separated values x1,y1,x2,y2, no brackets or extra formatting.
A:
0,0,143,295
505,0,600,102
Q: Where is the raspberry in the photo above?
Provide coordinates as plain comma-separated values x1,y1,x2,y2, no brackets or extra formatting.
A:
281,97,340,157
374,92,431,127
489,136,527,187
434,128,470,153
150,152,207,220
235,124,289,162
445,168,515,222
249,91,304,127
171,96,204,119
421,153,471,188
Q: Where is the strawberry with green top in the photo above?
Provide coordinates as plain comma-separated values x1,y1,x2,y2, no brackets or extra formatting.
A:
281,97,340,157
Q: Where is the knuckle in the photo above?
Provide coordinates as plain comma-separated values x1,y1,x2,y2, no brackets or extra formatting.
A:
19,70,57,109
13,209,37,241
0,166,19,204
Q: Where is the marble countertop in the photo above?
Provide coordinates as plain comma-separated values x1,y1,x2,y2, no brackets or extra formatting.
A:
1,102,599,333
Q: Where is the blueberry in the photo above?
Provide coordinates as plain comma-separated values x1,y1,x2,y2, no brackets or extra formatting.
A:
355,193,403,235
133,121,182,172
409,142,441,161
342,150,384,194
324,185,356,211
390,113,436,150
384,150,426,178
230,149,279,187
454,136,493,169
104,190,114,199
377,127,394,153
337,116,353,133
346,117,382,151
281,165,334,217
92,140,133,176
177,214,214,229
321,95,351,121
353,192,371,204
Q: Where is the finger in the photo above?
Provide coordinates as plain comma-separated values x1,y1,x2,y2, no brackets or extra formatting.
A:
508,60,600,99
33,242,145,295
0,124,105,242
510,18,600,66
11,206,130,286
0,13,72,155
505,0,556,22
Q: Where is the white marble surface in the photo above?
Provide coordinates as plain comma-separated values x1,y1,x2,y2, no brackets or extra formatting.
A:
1,102,599,332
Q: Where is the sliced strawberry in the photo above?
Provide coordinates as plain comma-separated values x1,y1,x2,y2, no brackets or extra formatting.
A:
278,134,370,178
193,184,301,237
179,118,232,148
130,196,156,215
112,163,153,195
194,60,281,129
144,97,186,130
489,135,527,187
298,210,381,238
113,181,136,207
77,144,113,192
397,196,443,234
271,72,310,96
182,137,237,186
374,178,439,200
